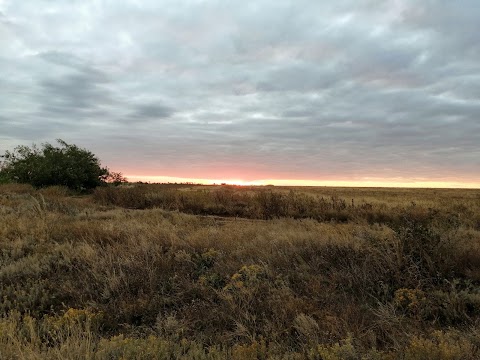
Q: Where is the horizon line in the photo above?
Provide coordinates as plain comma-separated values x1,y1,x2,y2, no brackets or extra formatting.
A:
124,175,480,189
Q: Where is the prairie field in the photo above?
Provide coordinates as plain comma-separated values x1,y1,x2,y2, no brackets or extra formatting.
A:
1,183,480,359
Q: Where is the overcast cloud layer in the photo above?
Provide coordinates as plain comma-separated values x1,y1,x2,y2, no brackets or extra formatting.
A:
1,0,479,184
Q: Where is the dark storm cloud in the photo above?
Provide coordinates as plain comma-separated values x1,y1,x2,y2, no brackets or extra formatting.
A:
1,0,479,184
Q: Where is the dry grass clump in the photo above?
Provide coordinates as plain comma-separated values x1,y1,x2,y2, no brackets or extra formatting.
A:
93,184,480,227
0,184,479,359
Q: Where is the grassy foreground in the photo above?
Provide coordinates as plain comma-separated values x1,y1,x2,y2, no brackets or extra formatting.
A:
1,183,480,359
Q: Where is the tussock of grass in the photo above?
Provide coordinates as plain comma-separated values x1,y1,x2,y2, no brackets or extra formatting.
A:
0,184,479,359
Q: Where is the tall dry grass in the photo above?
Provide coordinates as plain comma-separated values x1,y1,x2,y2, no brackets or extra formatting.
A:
0,184,479,359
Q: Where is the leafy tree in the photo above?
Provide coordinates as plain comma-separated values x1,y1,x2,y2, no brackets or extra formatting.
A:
0,139,126,190
0,161,9,184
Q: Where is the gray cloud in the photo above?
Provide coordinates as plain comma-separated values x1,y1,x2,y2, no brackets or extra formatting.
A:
131,103,175,120
1,0,479,185
39,72,108,110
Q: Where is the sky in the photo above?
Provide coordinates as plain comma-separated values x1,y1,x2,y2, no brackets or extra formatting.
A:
1,0,479,188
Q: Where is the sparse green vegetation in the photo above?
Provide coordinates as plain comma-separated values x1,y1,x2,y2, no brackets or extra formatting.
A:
1,183,479,359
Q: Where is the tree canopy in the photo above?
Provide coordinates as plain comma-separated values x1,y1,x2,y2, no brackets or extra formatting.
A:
0,140,126,190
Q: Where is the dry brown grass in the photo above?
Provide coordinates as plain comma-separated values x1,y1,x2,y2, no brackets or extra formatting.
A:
0,184,479,359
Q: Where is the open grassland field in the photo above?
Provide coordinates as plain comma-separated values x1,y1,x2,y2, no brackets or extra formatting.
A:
1,183,480,359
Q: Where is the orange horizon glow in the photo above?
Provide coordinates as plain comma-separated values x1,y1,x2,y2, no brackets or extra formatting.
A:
124,175,480,189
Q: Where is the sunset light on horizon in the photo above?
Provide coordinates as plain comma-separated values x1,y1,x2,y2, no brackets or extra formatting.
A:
125,175,480,189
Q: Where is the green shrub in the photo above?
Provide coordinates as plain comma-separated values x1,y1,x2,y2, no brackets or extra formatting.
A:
0,139,125,191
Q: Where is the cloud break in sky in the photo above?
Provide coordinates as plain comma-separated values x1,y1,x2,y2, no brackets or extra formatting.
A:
1,0,480,187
